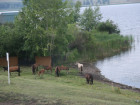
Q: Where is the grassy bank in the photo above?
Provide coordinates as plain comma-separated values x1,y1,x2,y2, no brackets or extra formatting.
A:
90,32,132,59
0,66,140,105
66,30,133,63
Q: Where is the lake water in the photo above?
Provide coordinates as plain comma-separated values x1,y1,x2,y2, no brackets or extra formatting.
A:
90,3,140,88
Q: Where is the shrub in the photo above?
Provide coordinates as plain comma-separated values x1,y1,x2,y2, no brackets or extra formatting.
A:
66,49,79,62
97,19,120,34
69,31,90,52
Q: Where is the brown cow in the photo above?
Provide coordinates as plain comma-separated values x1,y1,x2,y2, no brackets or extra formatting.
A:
38,69,45,77
55,66,60,77
58,65,69,74
43,66,52,73
31,64,39,75
3,66,20,76
85,73,93,85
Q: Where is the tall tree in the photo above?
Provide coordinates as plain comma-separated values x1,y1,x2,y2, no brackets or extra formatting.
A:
0,23,23,57
15,0,73,59
73,1,82,23
80,6,102,31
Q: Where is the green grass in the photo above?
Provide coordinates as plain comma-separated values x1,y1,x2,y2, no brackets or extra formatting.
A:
0,66,140,105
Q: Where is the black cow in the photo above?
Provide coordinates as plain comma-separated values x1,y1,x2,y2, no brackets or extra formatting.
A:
85,73,93,85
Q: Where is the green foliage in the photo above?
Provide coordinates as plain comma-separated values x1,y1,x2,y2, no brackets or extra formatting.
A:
15,0,74,59
114,87,121,94
0,2,133,64
97,19,120,34
0,23,23,57
80,6,102,31
69,31,90,52
88,31,132,59
67,24,80,38
66,49,79,62
68,29,132,61
73,1,82,23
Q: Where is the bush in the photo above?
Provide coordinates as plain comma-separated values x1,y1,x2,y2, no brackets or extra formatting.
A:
69,31,90,52
97,19,120,34
66,49,79,62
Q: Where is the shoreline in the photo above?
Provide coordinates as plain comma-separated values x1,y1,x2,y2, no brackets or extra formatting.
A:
71,62,140,93
81,2,140,7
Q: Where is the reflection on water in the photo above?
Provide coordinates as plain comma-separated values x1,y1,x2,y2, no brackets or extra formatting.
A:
94,3,140,88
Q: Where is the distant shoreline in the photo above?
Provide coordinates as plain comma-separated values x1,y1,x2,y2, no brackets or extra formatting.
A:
81,2,140,7
0,10,20,12
0,2,140,11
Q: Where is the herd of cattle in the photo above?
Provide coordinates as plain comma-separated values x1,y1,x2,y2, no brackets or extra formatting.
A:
31,64,69,77
1,63,93,85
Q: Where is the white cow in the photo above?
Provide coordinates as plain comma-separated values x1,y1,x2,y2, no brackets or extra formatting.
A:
75,62,83,73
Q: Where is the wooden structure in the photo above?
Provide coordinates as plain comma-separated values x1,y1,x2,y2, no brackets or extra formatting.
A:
0,56,18,67
35,56,51,66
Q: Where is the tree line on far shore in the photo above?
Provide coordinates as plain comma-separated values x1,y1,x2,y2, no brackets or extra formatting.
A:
0,0,132,65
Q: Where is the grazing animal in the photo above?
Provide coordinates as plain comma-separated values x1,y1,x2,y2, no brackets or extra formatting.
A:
38,69,45,77
3,66,21,76
43,66,52,73
75,62,83,73
31,64,38,75
3,67,8,72
55,66,60,77
59,65,69,74
85,73,93,85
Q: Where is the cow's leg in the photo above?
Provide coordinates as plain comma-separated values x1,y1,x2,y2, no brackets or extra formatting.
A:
90,79,93,85
57,70,59,77
86,78,89,84
91,80,93,85
81,67,83,74
18,71,20,76
33,69,35,75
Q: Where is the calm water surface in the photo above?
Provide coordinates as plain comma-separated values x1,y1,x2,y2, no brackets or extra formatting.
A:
93,4,140,88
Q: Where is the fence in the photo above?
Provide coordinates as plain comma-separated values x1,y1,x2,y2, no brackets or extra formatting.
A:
35,56,51,66
0,56,18,67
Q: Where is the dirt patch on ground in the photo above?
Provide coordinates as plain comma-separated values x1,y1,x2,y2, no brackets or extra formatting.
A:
71,62,140,93
0,92,71,105
0,92,39,105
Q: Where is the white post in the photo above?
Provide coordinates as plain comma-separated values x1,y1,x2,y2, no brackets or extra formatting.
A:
6,53,10,84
